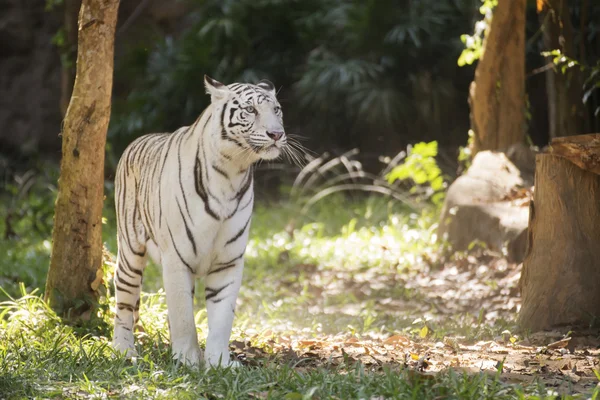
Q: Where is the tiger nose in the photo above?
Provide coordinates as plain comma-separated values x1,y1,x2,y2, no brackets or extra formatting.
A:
266,131,284,141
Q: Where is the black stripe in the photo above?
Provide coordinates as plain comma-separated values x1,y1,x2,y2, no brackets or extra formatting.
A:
129,181,145,257
225,171,253,220
117,302,135,312
225,215,251,245
158,132,177,226
200,133,221,204
177,131,193,220
220,104,228,139
208,263,236,275
118,264,136,280
194,153,220,220
187,109,205,138
212,164,229,180
222,135,247,149
205,282,232,300
216,251,245,266
116,275,139,289
176,197,197,255
228,107,244,128
235,169,253,201
121,254,143,276
116,284,133,295
239,193,254,212
203,112,212,131
167,224,196,274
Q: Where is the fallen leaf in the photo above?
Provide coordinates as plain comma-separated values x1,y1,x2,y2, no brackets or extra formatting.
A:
383,335,411,346
90,268,103,291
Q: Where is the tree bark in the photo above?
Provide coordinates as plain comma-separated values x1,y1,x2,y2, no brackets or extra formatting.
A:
519,134,600,331
538,0,587,138
469,0,526,154
46,0,120,314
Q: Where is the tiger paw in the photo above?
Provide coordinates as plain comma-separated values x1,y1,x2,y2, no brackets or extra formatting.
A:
204,352,241,369
112,340,138,358
172,341,203,366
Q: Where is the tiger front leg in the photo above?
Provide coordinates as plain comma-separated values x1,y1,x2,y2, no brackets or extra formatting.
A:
163,256,203,366
204,261,244,368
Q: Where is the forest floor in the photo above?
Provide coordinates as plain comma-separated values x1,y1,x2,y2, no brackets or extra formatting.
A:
1,195,599,399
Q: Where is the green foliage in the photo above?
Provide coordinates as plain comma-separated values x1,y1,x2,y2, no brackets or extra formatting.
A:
0,166,57,299
50,28,74,69
458,129,475,171
44,0,64,11
108,0,475,160
386,141,445,205
457,0,497,67
542,49,600,118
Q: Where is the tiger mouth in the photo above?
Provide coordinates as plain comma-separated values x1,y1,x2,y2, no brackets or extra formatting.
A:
259,144,283,159
248,142,282,152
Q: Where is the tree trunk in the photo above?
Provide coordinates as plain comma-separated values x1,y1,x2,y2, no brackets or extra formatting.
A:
46,0,120,315
519,134,600,331
469,0,526,154
538,0,587,138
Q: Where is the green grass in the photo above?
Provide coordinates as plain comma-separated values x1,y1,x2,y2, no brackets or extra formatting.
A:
0,289,579,399
1,190,598,399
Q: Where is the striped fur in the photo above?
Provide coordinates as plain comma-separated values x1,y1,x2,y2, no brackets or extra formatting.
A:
112,76,286,367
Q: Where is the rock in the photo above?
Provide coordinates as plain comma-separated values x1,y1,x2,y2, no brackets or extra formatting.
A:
438,145,535,262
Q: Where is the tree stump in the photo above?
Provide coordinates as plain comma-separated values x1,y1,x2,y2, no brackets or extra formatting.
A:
519,134,600,331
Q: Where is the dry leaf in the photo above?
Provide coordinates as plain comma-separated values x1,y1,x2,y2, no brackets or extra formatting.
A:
383,334,410,346
90,268,103,291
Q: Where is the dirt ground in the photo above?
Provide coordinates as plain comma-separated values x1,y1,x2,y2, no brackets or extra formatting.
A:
233,255,600,395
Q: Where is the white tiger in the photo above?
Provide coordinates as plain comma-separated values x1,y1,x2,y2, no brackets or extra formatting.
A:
112,76,286,367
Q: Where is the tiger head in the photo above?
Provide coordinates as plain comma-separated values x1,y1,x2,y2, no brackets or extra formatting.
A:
204,75,286,162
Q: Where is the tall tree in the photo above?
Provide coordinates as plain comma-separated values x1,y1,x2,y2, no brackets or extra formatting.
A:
538,0,587,138
469,0,527,154
46,0,120,314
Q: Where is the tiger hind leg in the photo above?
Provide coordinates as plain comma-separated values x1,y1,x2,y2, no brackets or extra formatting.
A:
112,240,147,358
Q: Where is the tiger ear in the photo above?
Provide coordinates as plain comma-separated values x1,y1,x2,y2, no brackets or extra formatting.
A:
204,75,230,101
257,79,276,95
